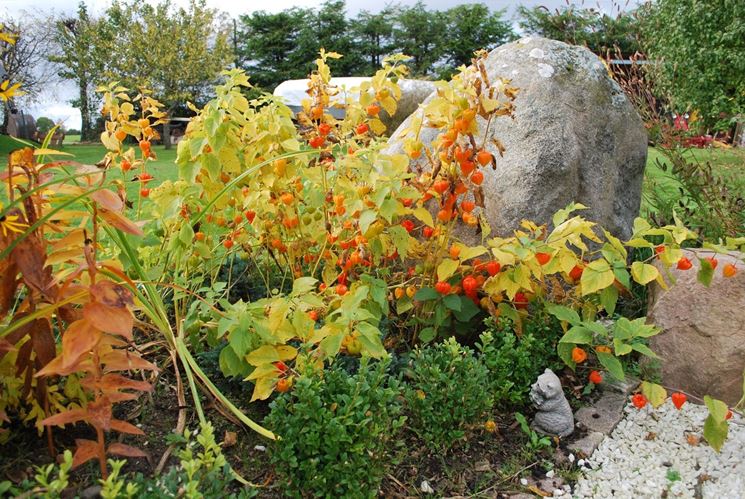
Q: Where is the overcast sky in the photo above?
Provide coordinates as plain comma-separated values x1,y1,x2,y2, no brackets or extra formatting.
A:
2,0,640,130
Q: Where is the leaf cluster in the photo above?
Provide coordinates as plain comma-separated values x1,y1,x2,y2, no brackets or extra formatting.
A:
403,338,492,451
265,360,405,498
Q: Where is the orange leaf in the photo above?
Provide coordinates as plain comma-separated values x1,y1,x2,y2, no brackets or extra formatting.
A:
110,418,144,435
91,189,123,212
107,442,148,458
100,350,158,373
87,396,112,430
62,320,101,369
80,373,152,394
83,302,133,339
72,439,100,468
42,408,88,427
99,209,144,236
90,280,134,309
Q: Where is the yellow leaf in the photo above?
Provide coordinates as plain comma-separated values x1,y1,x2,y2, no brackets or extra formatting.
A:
250,377,275,402
631,262,659,286
411,207,433,227
437,258,459,281
33,148,74,157
641,381,667,408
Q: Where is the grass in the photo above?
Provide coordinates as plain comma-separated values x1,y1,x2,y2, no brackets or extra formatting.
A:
0,135,179,201
3,135,744,220
642,146,745,220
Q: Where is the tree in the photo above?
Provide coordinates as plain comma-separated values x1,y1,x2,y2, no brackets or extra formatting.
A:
36,116,55,135
49,2,101,142
350,8,396,75
97,0,233,148
639,0,745,130
237,8,313,90
391,2,448,76
442,5,514,73
518,5,640,58
0,16,56,134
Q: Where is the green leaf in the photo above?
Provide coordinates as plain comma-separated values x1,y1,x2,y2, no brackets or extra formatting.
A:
558,325,593,344
597,352,625,381
630,342,659,358
557,343,576,370
356,322,387,358
411,206,433,227
631,261,659,285
419,327,436,343
453,296,480,322
396,296,414,314
359,210,377,235
697,258,715,286
704,396,729,422
613,338,633,356
437,258,459,281
413,287,439,301
613,317,635,340
580,259,616,295
291,277,317,296
600,285,618,316
388,225,411,260
219,346,248,377
641,381,667,408
703,416,728,452
443,294,462,311
546,304,581,325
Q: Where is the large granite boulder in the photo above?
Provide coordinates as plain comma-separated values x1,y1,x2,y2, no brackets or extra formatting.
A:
648,249,745,406
387,37,647,241
381,79,437,133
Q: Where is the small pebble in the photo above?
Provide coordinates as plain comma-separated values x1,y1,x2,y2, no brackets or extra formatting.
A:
520,478,529,486
420,480,434,494
546,469,555,478
253,445,266,452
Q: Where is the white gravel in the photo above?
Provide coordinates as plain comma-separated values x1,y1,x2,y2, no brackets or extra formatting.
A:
573,400,744,498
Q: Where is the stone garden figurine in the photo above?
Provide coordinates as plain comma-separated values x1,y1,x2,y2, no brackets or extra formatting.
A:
530,369,574,438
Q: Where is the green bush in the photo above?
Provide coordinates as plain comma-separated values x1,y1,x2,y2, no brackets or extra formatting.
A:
477,315,563,408
265,360,405,499
403,337,493,452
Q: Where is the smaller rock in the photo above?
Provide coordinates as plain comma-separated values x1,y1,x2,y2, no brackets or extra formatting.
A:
420,480,434,494
546,469,555,478
508,494,535,499
574,393,627,434
81,485,102,499
253,445,266,452
474,459,491,472
520,478,529,486
568,431,605,458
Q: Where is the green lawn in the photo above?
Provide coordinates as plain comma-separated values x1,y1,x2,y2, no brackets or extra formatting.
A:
2,136,744,221
0,137,179,201
64,134,81,144
642,146,745,216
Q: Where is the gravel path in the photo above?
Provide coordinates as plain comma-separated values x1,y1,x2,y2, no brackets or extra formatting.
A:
573,399,744,498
